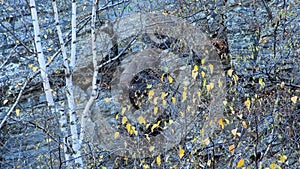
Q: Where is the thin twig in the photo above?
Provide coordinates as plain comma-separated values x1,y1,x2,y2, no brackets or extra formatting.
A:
0,48,59,130
0,22,34,54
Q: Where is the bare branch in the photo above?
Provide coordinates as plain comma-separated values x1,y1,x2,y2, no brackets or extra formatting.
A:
79,0,99,146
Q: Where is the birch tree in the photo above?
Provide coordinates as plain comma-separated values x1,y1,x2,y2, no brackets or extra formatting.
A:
30,0,83,168
79,0,99,146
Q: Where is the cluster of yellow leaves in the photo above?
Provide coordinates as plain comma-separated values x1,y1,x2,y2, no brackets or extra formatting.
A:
206,82,214,93
148,90,155,100
118,115,138,136
228,69,239,84
151,121,161,132
28,64,39,72
125,123,137,136
231,128,241,138
228,144,235,155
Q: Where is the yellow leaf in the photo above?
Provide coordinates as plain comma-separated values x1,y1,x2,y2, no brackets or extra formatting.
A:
121,107,126,115
218,118,224,129
228,69,233,77
244,98,251,110
231,128,238,136
148,90,155,100
16,108,20,116
3,99,8,105
47,57,52,62
151,121,161,132
279,154,287,163
32,66,38,72
206,82,214,93
259,78,265,88
237,114,243,119
218,78,223,87
122,116,128,125
229,144,235,155
203,78,207,87
156,155,161,166
209,64,213,74
233,74,239,83
261,38,268,44
269,162,281,169
143,164,150,169
153,106,158,115
114,132,119,139
105,97,110,103
171,97,176,104
291,96,298,104
182,91,187,102
201,58,206,65
192,70,198,80
178,146,185,159
130,125,138,136
125,123,131,133
207,159,211,166
168,75,173,83
169,119,174,125
162,100,167,106
149,146,155,152
242,121,248,128
201,71,206,78
161,73,165,82
28,64,33,68
161,92,167,99
145,134,150,141
192,65,199,80
153,97,158,105
193,65,199,71
237,158,244,168
202,138,210,146
280,82,285,88
138,116,146,125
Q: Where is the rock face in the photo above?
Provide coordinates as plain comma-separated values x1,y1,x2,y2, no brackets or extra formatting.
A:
74,13,225,158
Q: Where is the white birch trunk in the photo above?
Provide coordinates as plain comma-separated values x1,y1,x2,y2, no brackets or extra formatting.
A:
52,0,73,166
29,0,55,108
79,0,99,146
69,0,84,168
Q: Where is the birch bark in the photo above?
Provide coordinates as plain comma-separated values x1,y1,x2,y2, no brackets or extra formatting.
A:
52,0,73,167
68,0,84,167
79,0,100,146
29,0,55,108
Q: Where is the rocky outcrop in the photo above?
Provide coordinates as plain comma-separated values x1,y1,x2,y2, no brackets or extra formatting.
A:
74,13,225,158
